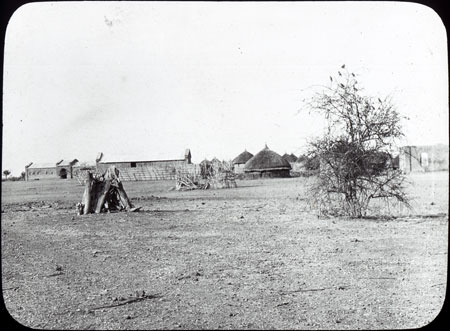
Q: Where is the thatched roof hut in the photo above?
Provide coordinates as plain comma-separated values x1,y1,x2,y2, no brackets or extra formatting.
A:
232,150,254,165
282,153,298,163
244,145,291,177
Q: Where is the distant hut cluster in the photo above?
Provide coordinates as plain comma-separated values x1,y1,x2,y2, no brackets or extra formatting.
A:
230,145,292,178
230,145,333,178
244,145,292,178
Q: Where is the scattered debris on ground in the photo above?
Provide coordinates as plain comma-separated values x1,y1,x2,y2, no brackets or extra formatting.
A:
88,291,162,312
174,160,237,191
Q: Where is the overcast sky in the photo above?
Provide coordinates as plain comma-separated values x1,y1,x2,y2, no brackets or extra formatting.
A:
3,1,448,175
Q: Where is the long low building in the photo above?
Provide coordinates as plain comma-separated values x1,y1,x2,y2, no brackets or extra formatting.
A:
24,149,196,182
25,159,79,181
96,149,197,181
399,144,448,173
25,162,58,181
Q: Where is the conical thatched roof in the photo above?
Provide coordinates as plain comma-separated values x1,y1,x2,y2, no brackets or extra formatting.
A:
244,146,291,171
282,153,298,163
290,153,298,162
232,150,254,165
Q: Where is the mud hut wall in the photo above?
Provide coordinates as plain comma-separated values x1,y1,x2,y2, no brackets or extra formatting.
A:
97,161,199,181
267,169,291,178
245,169,291,178
233,163,246,174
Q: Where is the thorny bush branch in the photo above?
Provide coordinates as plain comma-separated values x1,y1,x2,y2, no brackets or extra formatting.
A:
303,67,410,217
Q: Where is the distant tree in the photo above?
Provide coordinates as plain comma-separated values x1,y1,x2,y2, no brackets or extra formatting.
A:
303,66,410,217
3,170,11,180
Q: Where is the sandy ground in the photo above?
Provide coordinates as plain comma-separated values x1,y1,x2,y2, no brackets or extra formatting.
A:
1,172,448,329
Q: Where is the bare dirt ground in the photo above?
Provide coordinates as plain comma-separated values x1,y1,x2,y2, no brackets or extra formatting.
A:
1,172,448,329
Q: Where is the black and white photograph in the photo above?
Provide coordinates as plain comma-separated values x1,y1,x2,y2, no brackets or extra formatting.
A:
1,1,448,329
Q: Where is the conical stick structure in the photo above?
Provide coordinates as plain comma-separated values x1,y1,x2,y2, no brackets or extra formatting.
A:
77,166,133,215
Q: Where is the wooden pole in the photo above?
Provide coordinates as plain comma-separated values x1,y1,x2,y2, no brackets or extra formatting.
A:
117,182,133,210
82,172,93,215
95,179,111,213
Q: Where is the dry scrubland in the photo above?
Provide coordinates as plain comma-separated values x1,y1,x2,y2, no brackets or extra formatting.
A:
1,172,448,329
